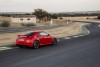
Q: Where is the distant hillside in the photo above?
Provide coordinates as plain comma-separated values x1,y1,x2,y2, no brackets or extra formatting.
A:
0,11,100,17
0,12,32,14
0,12,33,17
51,11,100,17
58,11,100,14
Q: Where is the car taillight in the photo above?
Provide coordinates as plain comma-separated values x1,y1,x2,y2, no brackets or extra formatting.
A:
26,39,31,43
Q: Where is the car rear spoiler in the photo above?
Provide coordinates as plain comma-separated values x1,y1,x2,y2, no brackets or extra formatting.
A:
18,35,28,37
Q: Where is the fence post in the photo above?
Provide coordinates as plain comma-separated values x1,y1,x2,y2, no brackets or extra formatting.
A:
50,20,53,26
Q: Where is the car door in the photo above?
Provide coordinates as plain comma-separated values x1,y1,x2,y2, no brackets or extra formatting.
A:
41,32,52,44
36,33,45,45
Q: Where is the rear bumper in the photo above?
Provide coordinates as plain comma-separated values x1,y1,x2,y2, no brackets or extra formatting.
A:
16,41,33,47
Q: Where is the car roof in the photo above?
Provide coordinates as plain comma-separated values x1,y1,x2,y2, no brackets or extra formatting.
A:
33,30,44,33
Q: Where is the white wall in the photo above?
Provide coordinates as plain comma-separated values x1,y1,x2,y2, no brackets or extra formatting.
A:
11,17,36,23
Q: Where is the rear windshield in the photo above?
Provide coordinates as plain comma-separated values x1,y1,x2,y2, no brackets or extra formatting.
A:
23,32,35,36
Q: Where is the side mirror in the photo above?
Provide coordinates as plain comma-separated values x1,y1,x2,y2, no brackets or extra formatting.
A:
47,34,50,36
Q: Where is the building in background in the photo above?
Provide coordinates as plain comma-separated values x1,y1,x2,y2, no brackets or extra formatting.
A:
11,15,36,23
0,12,36,23
0,12,36,27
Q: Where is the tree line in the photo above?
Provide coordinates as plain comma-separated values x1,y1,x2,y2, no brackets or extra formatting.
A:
33,9,58,22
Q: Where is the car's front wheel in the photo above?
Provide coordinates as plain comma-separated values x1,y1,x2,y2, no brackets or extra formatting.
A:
52,38,57,46
33,40,39,49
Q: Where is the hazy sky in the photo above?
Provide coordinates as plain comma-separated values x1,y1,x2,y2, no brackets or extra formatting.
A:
0,0,100,12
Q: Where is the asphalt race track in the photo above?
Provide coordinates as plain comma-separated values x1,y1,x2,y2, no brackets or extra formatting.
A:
0,23,100,67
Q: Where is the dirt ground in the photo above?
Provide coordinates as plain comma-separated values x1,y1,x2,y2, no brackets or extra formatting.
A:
0,22,86,45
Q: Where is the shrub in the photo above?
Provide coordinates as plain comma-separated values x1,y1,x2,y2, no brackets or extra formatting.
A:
21,23,26,26
98,16,100,19
21,23,36,26
87,18,89,19
59,17,63,19
26,23,36,26
0,20,10,27
51,14,58,19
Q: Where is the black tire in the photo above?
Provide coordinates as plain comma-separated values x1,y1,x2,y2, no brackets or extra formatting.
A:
33,40,39,49
52,38,57,46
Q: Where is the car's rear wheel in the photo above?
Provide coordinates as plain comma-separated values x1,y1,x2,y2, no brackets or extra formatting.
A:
33,40,39,49
52,38,57,46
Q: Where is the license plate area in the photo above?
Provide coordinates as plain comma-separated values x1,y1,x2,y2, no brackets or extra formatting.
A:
19,39,24,41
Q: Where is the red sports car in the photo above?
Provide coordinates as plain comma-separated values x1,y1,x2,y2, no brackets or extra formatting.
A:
16,31,57,48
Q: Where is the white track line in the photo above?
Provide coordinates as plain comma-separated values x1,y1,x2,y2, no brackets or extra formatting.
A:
84,26,90,35
57,39,60,41
73,36,79,38
0,47,12,49
0,46,18,51
65,37,71,39
99,25,100,27
0,47,12,51
79,35,84,36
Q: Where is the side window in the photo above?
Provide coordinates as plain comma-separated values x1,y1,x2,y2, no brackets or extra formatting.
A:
37,32,48,36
